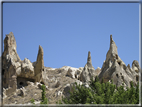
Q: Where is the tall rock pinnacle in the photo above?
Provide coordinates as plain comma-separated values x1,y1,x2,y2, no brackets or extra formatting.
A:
106,35,118,63
80,51,96,82
34,45,44,82
87,51,93,68
98,35,138,88
2,32,21,91
3,32,21,63
110,34,114,44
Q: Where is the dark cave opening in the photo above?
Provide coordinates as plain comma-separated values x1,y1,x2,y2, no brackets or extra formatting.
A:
116,74,119,78
118,62,121,65
17,77,35,89
136,75,139,81
19,82,24,85
40,81,45,85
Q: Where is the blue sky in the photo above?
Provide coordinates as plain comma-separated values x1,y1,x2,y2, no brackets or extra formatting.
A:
2,3,139,69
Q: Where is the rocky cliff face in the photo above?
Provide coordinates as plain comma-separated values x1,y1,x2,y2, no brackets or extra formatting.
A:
1,32,140,104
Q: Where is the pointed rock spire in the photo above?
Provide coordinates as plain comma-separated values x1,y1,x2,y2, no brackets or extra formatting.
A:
99,35,137,88
105,35,118,62
34,45,44,77
109,35,118,55
79,51,96,82
110,34,114,44
87,51,93,68
37,45,44,63
2,32,21,92
3,32,20,62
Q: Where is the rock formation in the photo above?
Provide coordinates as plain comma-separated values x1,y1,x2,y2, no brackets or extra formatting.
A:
2,32,45,96
95,67,101,75
2,32,21,90
80,51,97,82
34,45,44,82
2,32,140,104
98,35,139,88
66,67,82,79
20,58,34,78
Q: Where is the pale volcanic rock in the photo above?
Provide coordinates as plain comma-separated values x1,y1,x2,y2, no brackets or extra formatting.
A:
61,66,71,71
80,51,96,83
2,32,140,104
66,68,77,79
2,32,21,89
98,35,138,88
131,60,140,73
21,58,34,78
95,67,101,75
2,33,46,96
66,67,82,79
34,45,44,82
2,32,21,63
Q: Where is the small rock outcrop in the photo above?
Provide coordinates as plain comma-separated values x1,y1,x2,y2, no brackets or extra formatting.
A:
20,58,34,78
95,67,101,75
80,51,96,82
98,35,139,88
66,67,82,79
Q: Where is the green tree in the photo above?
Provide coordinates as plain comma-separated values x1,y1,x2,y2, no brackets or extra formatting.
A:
61,76,139,104
40,84,48,105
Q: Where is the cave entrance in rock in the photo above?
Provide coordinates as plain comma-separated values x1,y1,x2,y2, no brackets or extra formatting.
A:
136,75,139,81
40,81,45,85
17,77,35,89
117,61,121,65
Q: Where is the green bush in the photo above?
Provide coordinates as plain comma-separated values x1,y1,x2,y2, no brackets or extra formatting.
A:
30,98,35,104
40,84,48,104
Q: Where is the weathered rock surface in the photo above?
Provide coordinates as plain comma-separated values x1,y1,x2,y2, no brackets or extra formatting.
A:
20,58,34,78
55,81,61,88
2,32,21,91
66,67,82,79
95,67,101,75
2,32,45,96
80,51,97,82
2,32,140,105
98,35,139,88
34,45,44,82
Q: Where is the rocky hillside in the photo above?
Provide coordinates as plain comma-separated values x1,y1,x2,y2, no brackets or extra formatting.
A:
1,32,141,105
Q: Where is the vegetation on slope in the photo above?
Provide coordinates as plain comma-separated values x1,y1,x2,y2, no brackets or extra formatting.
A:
60,76,140,104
